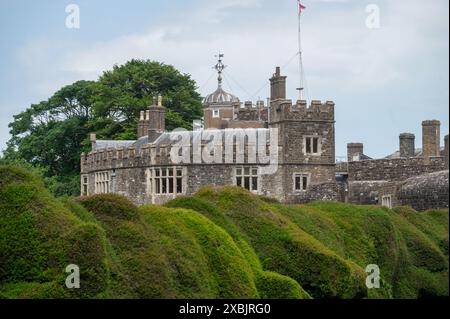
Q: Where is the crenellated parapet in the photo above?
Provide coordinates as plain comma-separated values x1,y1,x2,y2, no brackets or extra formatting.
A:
270,99,335,124
235,100,268,123
81,128,279,173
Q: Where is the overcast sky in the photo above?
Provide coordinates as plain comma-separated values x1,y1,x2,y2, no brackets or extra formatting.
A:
0,0,448,159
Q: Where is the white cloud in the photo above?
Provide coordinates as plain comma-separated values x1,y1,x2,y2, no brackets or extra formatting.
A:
11,0,449,157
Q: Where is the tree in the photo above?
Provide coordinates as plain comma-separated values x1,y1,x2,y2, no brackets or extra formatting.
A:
4,60,203,196
95,59,202,134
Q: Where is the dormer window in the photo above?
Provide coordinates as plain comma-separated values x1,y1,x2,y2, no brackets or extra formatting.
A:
213,109,220,118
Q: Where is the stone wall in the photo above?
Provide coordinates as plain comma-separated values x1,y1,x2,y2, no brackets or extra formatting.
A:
396,170,449,211
348,180,391,205
283,164,336,203
347,157,446,182
286,182,341,204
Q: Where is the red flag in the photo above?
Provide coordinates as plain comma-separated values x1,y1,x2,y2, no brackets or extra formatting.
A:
298,0,306,14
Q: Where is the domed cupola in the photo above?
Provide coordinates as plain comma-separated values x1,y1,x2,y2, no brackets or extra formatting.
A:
203,54,239,106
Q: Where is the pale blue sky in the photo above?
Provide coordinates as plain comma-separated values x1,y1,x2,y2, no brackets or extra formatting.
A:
0,0,448,159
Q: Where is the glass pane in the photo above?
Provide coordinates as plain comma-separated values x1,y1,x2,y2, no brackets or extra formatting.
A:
302,176,308,190
252,177,258,191
155,179,160,194
162,179,167,194
155,169,160,177
236,177,242,187
252,168,258,176
176,178,183,193
169,169,174,177
244,177,250,190
162,169,167,177
244,167,250,175
295,176,301,190
313,138,319,153
236,168,242,176
169,178,174,193
306,138,311,154
177,169,183,177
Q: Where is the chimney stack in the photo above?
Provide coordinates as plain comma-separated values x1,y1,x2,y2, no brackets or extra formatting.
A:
347,143,364,162
270,67,287,101
148,95,166,143
90,133,97,151
422,120,441,163
137,96,166,141
399,133,415,158
445,134,449,168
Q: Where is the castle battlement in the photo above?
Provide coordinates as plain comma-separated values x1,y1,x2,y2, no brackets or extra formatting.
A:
270,99,335,123
81,129,278,173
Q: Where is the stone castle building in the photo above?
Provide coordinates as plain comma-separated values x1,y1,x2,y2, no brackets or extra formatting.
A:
80,57,449,211
337,120,449,211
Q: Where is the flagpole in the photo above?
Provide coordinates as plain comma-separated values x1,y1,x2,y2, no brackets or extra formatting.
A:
297,3,304,101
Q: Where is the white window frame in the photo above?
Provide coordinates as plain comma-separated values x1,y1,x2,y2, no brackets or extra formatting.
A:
81,174,89,196
235,166,259,193
293,173,310,192
381,195,392,209
147,167,185,196
95,171,110,194
212,109,220,118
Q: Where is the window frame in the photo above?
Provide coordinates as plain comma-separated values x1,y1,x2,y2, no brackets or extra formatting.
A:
293,173,310,192
303,136,322,156
81,174,89,196
212,109,220,118
381,195,392,209
148,167,184,196
95,171,110,194
235,166,259,193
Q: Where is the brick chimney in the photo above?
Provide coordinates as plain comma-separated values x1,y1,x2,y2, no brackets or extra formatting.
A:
90,133,97,151
347,143,364,162
422,120,440,163
399,133,415,158
445,134,449,168
270,67,287,101
148,96,166,143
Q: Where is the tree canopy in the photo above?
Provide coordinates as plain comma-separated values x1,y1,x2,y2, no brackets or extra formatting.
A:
2,60,203,196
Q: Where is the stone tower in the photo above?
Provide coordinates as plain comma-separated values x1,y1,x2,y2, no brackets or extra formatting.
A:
422,120,440,163
268,67,336,202
399,133,415,158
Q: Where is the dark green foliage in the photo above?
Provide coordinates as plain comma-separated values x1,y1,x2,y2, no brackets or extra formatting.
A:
170,187,449,299
0,165,110,298
256,271,310,299
0,166,448,299
3,60,202,196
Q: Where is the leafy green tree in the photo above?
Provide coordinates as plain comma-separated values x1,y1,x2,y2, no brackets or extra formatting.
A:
4,60,203,196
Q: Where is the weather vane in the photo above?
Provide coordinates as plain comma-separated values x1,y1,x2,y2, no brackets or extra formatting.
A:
214,53,226,88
